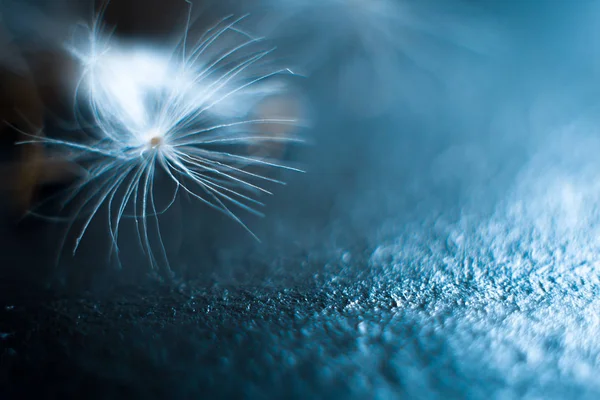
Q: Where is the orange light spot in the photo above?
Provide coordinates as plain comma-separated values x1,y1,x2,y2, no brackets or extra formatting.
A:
149,136,162,147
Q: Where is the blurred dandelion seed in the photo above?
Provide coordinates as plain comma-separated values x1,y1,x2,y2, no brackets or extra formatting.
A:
263,0,504,115
18,2,304,272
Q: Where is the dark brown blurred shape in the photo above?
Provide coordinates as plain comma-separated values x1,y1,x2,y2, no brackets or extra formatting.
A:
99,0,190,40
251,94,305,160
0,23,78,216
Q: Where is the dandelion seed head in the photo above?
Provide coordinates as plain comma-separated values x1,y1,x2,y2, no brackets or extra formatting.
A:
24,7,305,272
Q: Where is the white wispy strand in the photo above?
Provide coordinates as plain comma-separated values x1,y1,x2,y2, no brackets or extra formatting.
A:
20,3,303,272
264,0,503,58
260,0,505,116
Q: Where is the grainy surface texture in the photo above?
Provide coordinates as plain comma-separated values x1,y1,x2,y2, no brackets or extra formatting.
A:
2,200,600,400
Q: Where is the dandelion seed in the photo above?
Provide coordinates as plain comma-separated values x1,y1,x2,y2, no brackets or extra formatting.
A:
262,0,504,115
20,3,304,272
